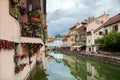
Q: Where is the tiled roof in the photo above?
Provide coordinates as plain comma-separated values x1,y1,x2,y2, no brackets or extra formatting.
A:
94,13,120,33
69,23,80,30
103,13,120,27
69,25,76,30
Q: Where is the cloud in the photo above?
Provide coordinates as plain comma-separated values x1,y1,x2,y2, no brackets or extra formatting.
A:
47,0,120,36
48,16,77,35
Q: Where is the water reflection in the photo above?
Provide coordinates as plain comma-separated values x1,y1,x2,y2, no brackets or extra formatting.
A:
47,51,120,80
49,51,63,59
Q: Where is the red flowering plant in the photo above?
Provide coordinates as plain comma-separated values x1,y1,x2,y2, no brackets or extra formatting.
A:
29,11,43,25
31,17,42,22
14,54,20,60
21,54,28,59
22,63,28,67
29,60,33,64
14,63,27,73
15,65,20,73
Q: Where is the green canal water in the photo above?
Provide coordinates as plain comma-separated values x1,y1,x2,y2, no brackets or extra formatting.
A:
30,51,120,80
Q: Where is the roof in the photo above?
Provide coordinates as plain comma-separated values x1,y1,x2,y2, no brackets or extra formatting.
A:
69,25,77,30
48,36,55,39
69,23,80,30
87,13,109,24
94,13,120,33
103,13,120,27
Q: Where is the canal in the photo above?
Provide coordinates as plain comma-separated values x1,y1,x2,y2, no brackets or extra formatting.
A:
47,51,120,80
29,51,120,80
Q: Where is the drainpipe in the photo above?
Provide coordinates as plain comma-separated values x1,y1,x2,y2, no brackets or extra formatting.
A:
91,29,94,52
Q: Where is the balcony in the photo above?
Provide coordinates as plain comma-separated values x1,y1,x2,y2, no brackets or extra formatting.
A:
21,25,43,38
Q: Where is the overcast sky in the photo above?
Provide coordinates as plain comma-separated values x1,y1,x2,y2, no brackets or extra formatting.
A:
47,0,120,36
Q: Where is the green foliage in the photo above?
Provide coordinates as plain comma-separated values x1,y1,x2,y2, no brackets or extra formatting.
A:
33,12,40,18
55,34,63,38
14,5,21,19
96,31,120,52
44,29,48,40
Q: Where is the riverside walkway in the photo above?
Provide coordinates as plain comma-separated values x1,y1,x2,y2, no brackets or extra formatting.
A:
60,50,120,66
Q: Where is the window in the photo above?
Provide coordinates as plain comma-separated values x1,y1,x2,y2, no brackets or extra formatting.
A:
105,29,108,35
88,40,90,43
89,47,91,51
113,25,118,31
95,20,99,24
101,21,104,24
96,20,104,24
99,31,103,35
71,38,74,41
87,32,91,35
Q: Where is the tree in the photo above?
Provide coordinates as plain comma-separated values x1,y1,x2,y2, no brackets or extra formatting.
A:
55,34,63,38
96,31,120,52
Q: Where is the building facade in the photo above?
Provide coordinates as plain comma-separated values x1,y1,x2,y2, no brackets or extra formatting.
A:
47,35,55,42
86,14,109,53
69,23,80,47
75,22,87,51
0,0,47,80
93,13,120,52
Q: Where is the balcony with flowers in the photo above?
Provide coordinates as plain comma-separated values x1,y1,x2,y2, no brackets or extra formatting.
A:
21,24,43,38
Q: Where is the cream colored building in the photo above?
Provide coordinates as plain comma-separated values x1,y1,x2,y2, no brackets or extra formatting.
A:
47,35,55,42
93,13,120,52
86,14,109,52
0,0,47,80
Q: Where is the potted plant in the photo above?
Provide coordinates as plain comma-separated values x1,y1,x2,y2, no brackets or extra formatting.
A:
11,0,20,6
14,65,20,73
18,6,26,15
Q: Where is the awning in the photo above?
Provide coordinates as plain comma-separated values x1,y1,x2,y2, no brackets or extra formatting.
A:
12,37,20,43
72,45,82,48
91,44,100,46
20,37,44,45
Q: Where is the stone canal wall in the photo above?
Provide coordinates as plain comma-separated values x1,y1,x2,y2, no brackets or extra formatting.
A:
60,50,120,66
